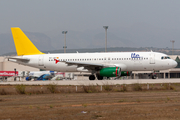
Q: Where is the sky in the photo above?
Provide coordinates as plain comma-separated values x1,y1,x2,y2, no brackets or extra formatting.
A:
1,0,180,50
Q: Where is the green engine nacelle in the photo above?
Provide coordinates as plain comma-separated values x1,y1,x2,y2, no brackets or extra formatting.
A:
99,67,131,77
121,71,132,76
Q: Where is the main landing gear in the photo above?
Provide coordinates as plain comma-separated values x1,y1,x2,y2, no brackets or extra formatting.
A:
89,74,103,80
96,74,103,80
89,75,95,80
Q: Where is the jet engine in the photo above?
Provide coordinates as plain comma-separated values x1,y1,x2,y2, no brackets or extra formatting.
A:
98,67,131,77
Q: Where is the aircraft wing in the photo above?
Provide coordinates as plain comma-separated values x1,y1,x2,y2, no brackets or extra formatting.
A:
63,61,109,70
61,61,127,71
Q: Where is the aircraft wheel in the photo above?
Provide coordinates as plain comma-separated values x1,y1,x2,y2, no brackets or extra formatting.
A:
152,75,157,79
97,75,103,80
89,75,95,80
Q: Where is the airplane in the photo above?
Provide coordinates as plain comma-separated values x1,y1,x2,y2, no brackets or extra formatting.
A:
8,27,177,80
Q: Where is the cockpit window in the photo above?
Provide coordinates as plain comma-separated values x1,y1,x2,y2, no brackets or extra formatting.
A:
161,56,170,59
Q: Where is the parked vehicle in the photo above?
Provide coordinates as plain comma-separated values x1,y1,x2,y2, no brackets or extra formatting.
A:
36,74,52,81
51,74,64,80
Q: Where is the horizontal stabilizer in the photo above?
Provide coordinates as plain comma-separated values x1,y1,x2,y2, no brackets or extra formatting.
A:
8,57,30,63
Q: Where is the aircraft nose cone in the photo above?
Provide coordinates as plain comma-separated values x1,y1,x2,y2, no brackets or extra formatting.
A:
172,60,178,68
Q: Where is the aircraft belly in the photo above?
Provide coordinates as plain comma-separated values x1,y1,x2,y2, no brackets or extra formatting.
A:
45,62,77,72
133,61,143,71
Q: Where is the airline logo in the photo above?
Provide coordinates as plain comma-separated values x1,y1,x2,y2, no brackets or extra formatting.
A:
131,53,143,58
54,57,60,64
54,59,60,64
49,57,60,64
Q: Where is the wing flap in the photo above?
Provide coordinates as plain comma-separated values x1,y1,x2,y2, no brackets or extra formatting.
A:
63,61,107,71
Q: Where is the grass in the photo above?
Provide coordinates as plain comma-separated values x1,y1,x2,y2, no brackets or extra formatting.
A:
170,85,176,90
132,83,142,91
118,99,125,102
47,83,57,93
82,84,99,93
92,115,103,119
121,84,128,92
162,83,176,90
0,83,180,95
163,83,170,90
167,96,171,101
0,89,7,95
15,84,26,94
102,82,113,91
82,103,87,108
50,105,53,108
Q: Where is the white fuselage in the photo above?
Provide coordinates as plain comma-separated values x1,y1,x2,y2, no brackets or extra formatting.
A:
12,52,177,72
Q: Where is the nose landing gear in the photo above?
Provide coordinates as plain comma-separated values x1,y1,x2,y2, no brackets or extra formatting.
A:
149,71,157,79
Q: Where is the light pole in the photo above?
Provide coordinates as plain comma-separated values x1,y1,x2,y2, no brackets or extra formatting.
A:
103,26,108,52
170,40,175,55
62,31,68,53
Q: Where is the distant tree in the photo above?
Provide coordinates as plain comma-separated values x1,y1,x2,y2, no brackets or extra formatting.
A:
175,56,180,68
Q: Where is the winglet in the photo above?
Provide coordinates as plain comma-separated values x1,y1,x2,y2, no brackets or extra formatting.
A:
11,27,44,56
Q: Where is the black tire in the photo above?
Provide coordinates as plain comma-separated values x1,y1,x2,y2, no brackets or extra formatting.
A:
97,75,103,80
89,75,95,80
152,75,157,79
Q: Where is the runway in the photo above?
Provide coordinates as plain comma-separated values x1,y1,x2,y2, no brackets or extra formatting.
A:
1,78,180,85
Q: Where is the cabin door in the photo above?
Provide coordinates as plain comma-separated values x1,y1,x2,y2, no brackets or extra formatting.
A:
149,53,155,64
38,55,44,66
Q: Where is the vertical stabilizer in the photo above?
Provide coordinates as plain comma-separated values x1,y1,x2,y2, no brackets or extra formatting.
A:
11,27,44,56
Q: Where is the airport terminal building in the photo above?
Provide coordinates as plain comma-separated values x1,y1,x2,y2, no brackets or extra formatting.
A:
0,56,39,80
0,55,180,79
